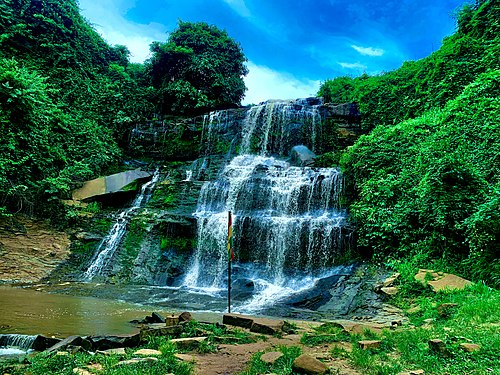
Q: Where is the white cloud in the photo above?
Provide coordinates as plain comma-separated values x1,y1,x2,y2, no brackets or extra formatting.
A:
78,0,166,63
339,62,367,70
223,0,251,18
351,45,385,57
243,62,321,105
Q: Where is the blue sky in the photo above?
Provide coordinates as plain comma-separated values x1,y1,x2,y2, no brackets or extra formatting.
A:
78,0,466,104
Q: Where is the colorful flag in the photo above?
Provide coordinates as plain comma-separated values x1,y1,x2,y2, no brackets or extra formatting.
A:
228,210,235,261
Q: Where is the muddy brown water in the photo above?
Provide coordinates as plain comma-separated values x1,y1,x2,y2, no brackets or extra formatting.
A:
0,285,218,338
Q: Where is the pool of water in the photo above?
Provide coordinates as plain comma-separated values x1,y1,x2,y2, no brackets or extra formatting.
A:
0,284,217,337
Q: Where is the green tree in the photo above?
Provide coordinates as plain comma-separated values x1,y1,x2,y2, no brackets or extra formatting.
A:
148,21,248,115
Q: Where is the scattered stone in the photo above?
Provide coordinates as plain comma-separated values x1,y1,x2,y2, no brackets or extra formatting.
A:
31,335,62,351
380,287,399,296
97,347,126,356
174,353,196,362
139,324,183,341
170,337,207,350
260,351,284,365
407,305,422,314
223,313,254,329
45,335,92,353
178,311,193,323
85,364,104,372
383,273,400,287
358,340,382,350
415,270,472,292
56,351,69,356
75,232,102,242
90,333,140,350
72,368,92,375
250,318,285,335
326,320,384,335
292,354,329,375
400,370,425,375
428,339,446,353
460,343,481,352
116,357,159,366
67,345,86,354
437,303,459,317
133,348,162,356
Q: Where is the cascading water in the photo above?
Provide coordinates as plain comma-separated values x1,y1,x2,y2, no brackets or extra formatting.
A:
83,169,160,281
183,99,351,312
0,334,36,356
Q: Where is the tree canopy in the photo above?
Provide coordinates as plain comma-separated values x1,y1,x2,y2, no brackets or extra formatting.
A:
148,21,248,115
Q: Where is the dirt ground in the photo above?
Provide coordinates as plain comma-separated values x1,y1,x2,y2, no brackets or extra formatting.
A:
0,216,70,283
186,323,363,375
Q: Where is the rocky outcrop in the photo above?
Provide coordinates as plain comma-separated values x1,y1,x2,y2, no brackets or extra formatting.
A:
415,269,472,292
71,169,153,202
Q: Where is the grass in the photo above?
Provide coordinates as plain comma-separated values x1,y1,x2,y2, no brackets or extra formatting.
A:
239,346,302,375
328,278,500,375
301,322,351,346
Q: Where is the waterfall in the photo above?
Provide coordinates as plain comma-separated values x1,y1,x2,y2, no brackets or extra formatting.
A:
184,152,349,308
240,99,324,155
0,334,36,355
83,169,160,281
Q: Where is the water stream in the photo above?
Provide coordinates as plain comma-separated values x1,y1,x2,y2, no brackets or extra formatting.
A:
83,169,160,281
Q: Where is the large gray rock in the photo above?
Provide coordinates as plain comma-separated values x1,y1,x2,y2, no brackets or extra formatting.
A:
290,145,316,167
89,333,141,350
45,335,92,353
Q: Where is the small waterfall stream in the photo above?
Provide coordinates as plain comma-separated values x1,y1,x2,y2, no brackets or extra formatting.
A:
83,169,160,281
0,334,36,355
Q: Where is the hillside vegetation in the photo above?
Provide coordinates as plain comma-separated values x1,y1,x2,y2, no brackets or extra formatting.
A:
319,0,500,287
0,0,246,220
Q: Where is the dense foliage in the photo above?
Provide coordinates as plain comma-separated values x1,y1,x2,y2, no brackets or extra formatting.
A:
319,0,500,287
148,21,248,115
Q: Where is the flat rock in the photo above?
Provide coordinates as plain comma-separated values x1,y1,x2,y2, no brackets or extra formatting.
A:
116,357,159,366
222,313,254,329
260,351,284,365
292,354,329,375
72,369,92,375
459,343,480,352
97,347,126,356
383,273,400,287
133,348,162,356
326,319,384,335
415,270,472,292
358,340,381,350
380,287,399,296
170,337,207,349
31,335,62,351
250,318,285,335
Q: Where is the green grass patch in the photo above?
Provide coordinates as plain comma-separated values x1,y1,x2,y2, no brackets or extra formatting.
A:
239,346,302,375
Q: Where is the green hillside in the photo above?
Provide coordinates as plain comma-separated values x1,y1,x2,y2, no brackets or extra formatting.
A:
319,0,499,287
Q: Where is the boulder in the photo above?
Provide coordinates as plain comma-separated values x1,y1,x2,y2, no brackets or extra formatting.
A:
380,287,399,296
73,368,92,375
45,336,92,353
260,351,284,365
90,333,140,350
358,340,382,350
292,354,329,375
170,337,207,350
31,335,62,351
223,313,254,329
326,320,384,335
290,145,316,167
178,311,193,323
250,318,285,335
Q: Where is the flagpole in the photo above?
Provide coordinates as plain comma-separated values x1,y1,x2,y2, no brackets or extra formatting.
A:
227,210,232,314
